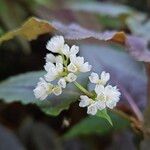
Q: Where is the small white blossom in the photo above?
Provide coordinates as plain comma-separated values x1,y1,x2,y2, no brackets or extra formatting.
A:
65,73,77,82
45,53,56,63
79,94,98,115
33,78,53,100
67,55,92,73
87,103,98,115
104,85,121,108
79,95,93,107
62,44,79,57
95,84,121,109
46,53,63,64
89,72,99,84
94,84,105,95
70,45,79,55
44,62,64,82
52,85,62,95
34,35,121,118
78,80,121,115
46,36,64,53
67,63,78,73
58,78,66,88
44,62,55,72
101,71,110,85
89,71,110,85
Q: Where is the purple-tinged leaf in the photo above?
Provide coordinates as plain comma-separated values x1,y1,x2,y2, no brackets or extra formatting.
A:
80,44,147,112
126,36,150,62
52,20,125,44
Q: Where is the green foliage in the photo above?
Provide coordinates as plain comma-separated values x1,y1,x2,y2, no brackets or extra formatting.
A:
64,111,129,139
97,15,126,29
68,1,133,17
0,71,89,116
96,109,113,126
0,70,114,123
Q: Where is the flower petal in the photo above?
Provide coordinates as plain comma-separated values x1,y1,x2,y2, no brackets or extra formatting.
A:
89,72,99,83
53,86,62,95
66,73,77,82
87,103,98,115
80,62,92,72
58,78,66,88
100,71,110,85
94,84,105,95
67,63,78,73
70,45,79,55
46,36,64,53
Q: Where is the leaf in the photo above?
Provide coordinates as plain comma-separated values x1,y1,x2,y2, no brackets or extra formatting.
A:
0,124,25,150
1,17,149,62
67,1,133,17
80,44,147,114
0,17,55,44
126,15,150,40
96,109,113,126
126,36,150,62
64,111,129,139
19,119,61,150
0,71,89,116
52,21,126,44
0,17,126,45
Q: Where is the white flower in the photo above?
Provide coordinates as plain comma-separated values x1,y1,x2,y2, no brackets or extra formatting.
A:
79,95,98,115
44,62,55,72
46,36,64,53
79,95,92,107
67,63,78,73
94,84,105,95
87,103,98,115
45,53,56,63
95,84,121,109
89,72,99,83
44,63,63,81
62,44,79,57
101,71,110,84
34,35,121,116
89,71,110,85
79,94,99,115
45,53,63,64
33,78,53,100
52,85,62,95
65,73,77,82
67,55,91,73
78,82,121,115
58,78,66,88
104,85,121,109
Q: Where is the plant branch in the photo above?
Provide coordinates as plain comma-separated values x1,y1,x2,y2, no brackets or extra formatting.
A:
73,81,93,98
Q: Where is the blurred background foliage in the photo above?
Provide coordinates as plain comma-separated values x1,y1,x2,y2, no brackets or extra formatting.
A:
0,0,150,150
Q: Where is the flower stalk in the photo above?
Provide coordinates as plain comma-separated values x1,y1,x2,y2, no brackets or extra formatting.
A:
73,81,93,98
34,35,121,116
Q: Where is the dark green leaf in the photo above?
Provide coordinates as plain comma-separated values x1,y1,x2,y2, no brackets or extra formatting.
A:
64,111,129,139
96,109,113,126
0,71,89,116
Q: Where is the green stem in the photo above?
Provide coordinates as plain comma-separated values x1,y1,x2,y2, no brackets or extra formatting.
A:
62,54,68,67
73,81,93,98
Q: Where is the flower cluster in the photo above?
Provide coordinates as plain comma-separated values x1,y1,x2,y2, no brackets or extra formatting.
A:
79,71,121,115
34,35,121,116
34,36,91,100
